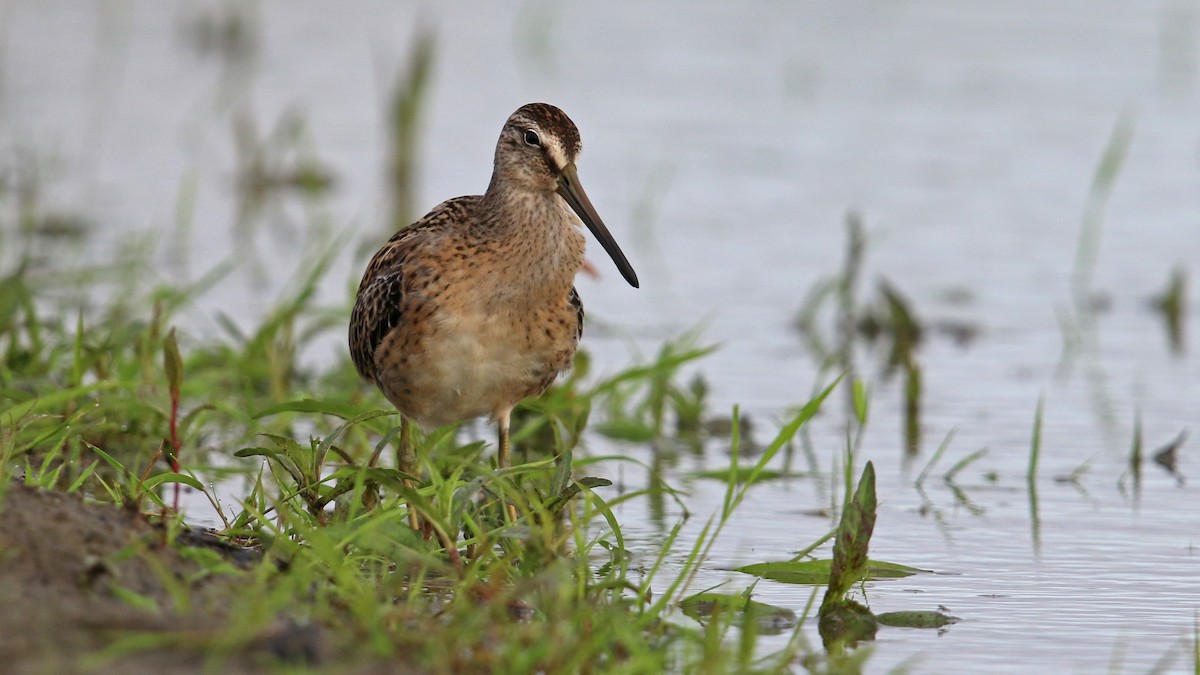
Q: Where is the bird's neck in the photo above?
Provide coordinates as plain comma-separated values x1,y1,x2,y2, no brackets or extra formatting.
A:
476,182,586,297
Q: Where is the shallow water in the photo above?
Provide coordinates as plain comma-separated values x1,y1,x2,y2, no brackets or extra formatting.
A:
4,1,1200,672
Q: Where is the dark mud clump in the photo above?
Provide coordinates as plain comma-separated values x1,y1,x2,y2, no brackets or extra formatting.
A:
0,483,311,674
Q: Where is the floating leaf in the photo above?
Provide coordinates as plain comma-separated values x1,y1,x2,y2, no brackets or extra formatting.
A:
735,558,927,585
876,610,960,629
679,592,797,635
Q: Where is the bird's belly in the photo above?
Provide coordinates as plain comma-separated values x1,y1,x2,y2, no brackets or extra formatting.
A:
379,304,577,429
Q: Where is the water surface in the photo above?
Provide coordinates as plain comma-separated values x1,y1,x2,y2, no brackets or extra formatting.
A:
4,2,1198,671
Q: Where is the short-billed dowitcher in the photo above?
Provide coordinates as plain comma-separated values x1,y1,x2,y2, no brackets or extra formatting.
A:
349,102,639,491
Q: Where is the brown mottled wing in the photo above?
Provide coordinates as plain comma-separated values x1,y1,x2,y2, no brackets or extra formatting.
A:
349,249,408,384
568,286,584,342
349,196,478,384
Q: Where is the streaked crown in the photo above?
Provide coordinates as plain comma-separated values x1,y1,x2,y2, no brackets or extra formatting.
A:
492,103,584,191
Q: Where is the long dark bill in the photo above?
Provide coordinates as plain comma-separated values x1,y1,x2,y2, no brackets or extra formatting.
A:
557,163,640,288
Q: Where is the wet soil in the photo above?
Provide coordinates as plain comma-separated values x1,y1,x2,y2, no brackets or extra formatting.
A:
0,484,328,674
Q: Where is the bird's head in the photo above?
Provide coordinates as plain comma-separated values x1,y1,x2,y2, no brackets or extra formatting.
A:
491,102,639,288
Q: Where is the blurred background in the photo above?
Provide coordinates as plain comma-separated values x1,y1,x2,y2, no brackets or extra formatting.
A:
3,1,1199,671
4,1,1198,413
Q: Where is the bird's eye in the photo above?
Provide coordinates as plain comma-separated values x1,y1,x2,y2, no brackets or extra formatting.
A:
523,130,541,147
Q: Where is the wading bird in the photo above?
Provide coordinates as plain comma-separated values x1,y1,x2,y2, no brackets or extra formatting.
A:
349,102,639,515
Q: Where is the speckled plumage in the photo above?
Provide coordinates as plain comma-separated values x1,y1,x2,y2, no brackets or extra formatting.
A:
349,103,638,470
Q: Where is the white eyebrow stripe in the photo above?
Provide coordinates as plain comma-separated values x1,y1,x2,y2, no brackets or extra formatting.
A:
546,140,569,171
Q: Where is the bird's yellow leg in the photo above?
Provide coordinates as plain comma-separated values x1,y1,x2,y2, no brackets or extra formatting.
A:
497,410,511,470
497,409,518,522
397,418,422,531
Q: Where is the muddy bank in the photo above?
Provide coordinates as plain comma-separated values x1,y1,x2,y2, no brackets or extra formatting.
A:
0,484,333,674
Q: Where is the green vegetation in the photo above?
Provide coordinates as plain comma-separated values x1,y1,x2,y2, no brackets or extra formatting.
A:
0,182,941,672
4,17,1196,674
